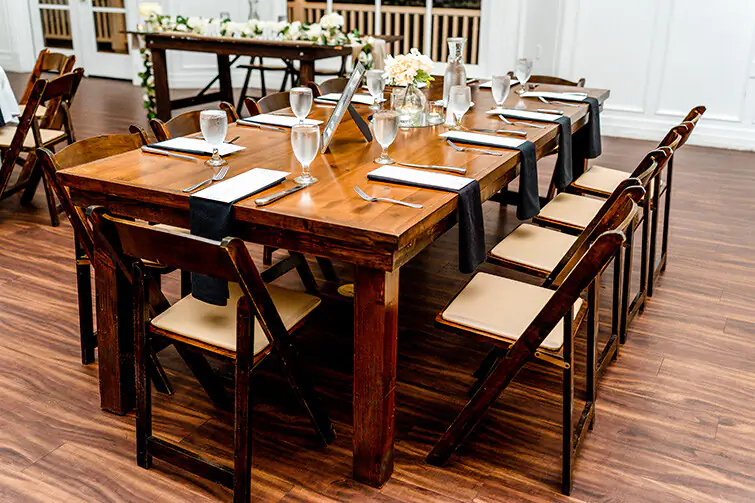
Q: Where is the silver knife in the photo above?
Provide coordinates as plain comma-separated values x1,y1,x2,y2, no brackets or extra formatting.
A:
536,108,564,115
468,128,527,137
141,146,199,162
255,184,305,206
395,161,467,174
237,120,286,132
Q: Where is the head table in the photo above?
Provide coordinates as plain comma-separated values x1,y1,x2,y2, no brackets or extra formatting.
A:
59,78,609,487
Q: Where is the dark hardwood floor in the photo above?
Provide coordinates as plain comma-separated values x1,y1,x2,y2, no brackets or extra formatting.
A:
1,73,753,502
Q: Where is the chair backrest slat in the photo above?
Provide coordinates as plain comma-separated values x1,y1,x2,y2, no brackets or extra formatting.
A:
506,71,585,88
314,78,350,96
149,104,237,141
20,49,76,105
256,91,291,114
629,147,673,186
40,67,84,130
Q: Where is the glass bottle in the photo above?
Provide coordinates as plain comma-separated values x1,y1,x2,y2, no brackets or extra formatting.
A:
442,37,468,105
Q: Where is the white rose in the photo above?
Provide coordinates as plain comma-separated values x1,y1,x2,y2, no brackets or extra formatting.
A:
320,13,344,30
138,2,162,19
306,24,323,39
187,16,207,34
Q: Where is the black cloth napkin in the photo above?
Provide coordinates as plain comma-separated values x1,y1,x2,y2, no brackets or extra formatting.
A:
189,195,233,305
496,112,573,190
366,173,485,274
0,113,5,128
582,97,602,159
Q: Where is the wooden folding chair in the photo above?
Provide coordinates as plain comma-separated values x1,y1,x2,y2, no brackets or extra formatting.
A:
19,49,76,117
471,181,645,392
256,91,292,115
534,147,676,337
148,103,239,142
88,207,335,502
35,128,178,388
307,77,350,98
426,230,625,495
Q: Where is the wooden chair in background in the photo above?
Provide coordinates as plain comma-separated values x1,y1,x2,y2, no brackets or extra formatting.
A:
149,103,239,142
88,208,335,502
19,49,76,118
426,230,626,495
307,77,350,97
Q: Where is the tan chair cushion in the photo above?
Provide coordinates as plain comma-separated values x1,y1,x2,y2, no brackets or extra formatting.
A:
151,282,321,354
0,125,66,149
17,104,47,118
441,272,582,351
572,165,629,195
536,193,604,230
490,224,577,273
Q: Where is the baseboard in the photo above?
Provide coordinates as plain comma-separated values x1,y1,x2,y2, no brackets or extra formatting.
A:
601,113,755,152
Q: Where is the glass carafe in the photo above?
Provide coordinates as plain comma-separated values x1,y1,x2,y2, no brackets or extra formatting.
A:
442,37,468,105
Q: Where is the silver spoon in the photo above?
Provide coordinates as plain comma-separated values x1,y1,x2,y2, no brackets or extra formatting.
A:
354,186,423,209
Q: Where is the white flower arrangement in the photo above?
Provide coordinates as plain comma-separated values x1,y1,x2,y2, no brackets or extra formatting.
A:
384,48,435,87
136,9,374,119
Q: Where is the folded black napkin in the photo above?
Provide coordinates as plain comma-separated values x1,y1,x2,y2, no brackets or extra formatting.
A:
366,171,485,274
582,97,602,159
189,195,233,305
0,113,5,128
496,112,573,190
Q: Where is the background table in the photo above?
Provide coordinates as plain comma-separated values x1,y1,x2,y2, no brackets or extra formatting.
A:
59,80,608,487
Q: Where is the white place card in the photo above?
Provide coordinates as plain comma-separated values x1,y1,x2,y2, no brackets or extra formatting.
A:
239,115,322,128
478,79,519,89
316,93,375,106
486,108,564,122
520,91,588,102
152,137,245,157
193,168,288,204
440,131,527,149
368,165,474,192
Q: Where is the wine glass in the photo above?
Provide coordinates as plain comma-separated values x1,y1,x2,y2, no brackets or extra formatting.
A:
199,110,228,169
448,85,472,130
291,123,320,186
515,57,533,94
372,110,399,165
491,74,511,108
366,69,386,111
290,87,313,124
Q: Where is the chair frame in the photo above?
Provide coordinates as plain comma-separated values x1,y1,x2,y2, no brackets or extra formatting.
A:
19,49,76,106
89,207,335,502
426,230,626,495
149,103,238,142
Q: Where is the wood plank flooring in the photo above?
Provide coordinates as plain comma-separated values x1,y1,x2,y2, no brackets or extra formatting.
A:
1,72,753,502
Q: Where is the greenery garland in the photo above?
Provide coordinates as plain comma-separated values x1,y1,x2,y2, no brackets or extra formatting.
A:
137,13,374,119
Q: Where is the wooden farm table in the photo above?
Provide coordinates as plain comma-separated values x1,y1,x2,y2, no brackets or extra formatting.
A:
141,31,354,121
59,80,609,487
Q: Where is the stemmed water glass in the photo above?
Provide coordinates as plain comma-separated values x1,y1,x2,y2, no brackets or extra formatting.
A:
515,57,533,94
290,87,313,124
491,74,511,108
366,69,386,111
199,110,228,169
291,123,320,186
372,110,399,165
447,85,472,130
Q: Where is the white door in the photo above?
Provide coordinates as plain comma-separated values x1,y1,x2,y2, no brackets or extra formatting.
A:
30,0,133,80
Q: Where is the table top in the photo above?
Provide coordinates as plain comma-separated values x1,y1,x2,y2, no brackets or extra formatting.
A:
59,80,609,271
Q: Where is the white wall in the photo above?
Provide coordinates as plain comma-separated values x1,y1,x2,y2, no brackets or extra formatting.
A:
0,0,36,71
553,0,755,150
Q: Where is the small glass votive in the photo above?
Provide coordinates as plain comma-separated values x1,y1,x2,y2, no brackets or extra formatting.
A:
427,100,445,125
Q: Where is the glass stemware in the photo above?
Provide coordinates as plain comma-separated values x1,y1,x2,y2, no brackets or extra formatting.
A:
291,123,320,186
366,69,386,111
290,87,313,124
491,74,511,108
372,110,399,164
515,57,533,94
448,85,472,130
199,110,228,169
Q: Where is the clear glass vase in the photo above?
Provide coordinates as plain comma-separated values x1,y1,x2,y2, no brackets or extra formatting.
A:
392,83,428,127
442,37,468,105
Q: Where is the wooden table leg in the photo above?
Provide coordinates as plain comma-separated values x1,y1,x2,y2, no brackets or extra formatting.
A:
151,48,172,122
299,60,316,85
353,266,399,487
93,233,135,414
216,54,234,104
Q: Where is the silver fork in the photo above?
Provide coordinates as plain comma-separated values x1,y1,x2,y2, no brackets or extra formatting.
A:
446,139,502,156
538,96,579,107
354,186,423,209
182,164,230,193
498,115,545,129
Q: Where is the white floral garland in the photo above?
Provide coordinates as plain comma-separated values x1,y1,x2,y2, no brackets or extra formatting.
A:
137,12,374,119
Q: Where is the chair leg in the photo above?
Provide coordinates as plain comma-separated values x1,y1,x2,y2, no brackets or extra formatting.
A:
315,257,339,283
42,171,61,227
75,242,96,365
273,338,335,445
660,157,673,273
468,347,504,396
638,200,650,312
291,252,319,294
586,280,597,427
263,246,275,266
562,310,574,496
620,223,634,344
149,349,174,395
233,305,254,503
19,155,43,207
647,176,661,298
180,270,191,298
259,58,267,97
611,249,623,358
237,63,254,113
134,265,153,470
